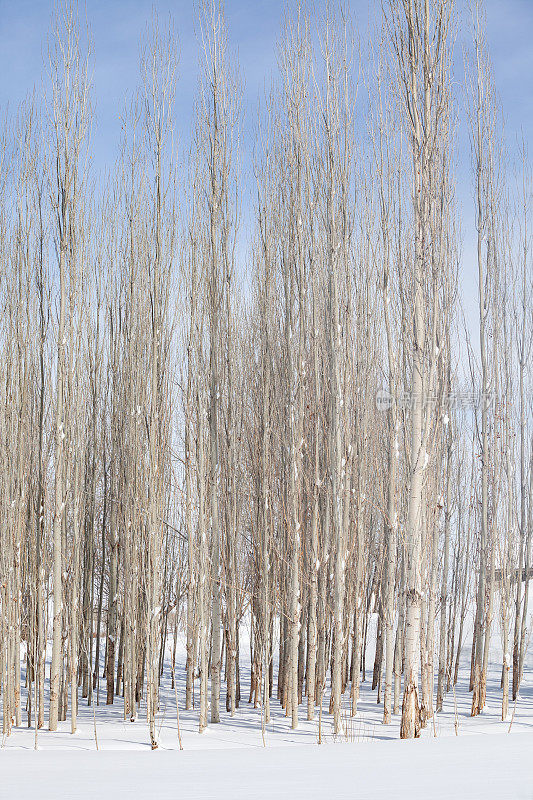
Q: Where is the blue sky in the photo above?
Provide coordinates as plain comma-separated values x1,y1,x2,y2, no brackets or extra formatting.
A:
2,1,531,169
0,0,289,173
0,0,531,340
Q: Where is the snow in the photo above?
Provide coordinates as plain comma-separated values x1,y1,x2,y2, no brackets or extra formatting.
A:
2,617,533,799
2,734,532,800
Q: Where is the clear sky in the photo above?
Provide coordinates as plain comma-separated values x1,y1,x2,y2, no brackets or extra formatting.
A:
2,1,531,168
0,0,531,339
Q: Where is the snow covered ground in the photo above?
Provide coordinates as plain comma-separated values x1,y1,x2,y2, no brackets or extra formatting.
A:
2,615,533,798
3,733,533,800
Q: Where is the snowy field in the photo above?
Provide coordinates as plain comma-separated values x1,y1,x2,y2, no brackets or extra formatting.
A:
3,733,533,800
2,616,533,799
